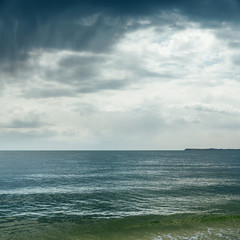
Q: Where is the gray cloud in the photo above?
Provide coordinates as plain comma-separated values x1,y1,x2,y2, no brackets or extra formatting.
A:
186,104,240,115
75,79,128,93
232,55,240,65
1,0,240,65
229,41,240,49
23,80,127,98
1,0,240,149
49,55,103,83
23,88,76,98
1,115,46,129
58,55,102,68
7,119,42,129
183,103,240,133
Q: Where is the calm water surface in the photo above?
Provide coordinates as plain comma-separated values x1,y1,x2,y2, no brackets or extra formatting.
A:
0,150,239,239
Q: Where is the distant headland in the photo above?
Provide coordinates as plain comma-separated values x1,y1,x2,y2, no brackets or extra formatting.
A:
184,148,240,151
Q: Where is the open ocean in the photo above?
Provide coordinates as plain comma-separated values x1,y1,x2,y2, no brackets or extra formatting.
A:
0,150,240,239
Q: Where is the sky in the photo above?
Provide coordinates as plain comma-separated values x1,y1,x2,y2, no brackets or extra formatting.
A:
0,0,240,150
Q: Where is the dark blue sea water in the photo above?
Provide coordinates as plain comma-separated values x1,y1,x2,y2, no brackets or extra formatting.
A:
0,150,240,239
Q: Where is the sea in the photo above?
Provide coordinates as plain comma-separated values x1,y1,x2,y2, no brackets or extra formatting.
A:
0,150,240,239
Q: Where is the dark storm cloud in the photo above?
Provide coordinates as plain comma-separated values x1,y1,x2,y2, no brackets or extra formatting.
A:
2,0,239,19
1,0,240,64
0,13,122,63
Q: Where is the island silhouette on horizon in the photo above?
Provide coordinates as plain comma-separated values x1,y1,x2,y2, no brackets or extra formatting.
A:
184,148,240,151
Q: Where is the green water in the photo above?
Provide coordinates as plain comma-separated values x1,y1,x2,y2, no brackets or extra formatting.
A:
1,214,240,239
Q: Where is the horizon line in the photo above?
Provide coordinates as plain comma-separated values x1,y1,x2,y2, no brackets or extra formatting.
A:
0,148,239,151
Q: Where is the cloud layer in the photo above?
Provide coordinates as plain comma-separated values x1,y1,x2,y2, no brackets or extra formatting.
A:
1,0,240,149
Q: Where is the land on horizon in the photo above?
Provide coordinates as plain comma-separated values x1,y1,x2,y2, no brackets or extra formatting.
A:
184,148,240,151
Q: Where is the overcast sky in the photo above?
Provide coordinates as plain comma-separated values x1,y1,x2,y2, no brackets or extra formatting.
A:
0,0,240,150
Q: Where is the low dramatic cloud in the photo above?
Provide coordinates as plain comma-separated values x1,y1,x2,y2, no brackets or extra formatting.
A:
6,20,234,98
1,0,240,64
